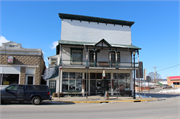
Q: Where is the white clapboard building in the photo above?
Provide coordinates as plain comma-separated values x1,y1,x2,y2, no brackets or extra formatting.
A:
45,13,141,96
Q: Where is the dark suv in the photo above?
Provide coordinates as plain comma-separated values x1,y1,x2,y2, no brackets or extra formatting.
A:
1,85,51,105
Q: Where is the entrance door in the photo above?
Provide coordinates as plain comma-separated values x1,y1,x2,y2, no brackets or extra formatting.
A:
101,80,109,95
97,80,101,94
90,80,96,95
49,80,56,95
26,75,34,85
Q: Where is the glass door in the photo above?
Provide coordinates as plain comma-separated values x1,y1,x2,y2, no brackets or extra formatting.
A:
96,80,101,94
90,80,96,95
49,80,56,95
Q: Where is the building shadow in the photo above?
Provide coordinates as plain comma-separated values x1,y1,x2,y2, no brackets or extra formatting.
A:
140,93,180,98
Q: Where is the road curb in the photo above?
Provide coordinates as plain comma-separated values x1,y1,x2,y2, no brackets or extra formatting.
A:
52,98,158,104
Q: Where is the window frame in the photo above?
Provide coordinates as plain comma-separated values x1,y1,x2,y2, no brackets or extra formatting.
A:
51,58,57,65
71,48,83,65
26,75,34,85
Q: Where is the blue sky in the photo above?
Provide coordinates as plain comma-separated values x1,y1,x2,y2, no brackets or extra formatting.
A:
0,1,179,79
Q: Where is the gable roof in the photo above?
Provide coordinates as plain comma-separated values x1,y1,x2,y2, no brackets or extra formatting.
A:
95,39,111,47
59,13,134,26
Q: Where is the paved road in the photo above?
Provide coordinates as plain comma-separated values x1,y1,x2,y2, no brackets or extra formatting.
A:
1,94,180,119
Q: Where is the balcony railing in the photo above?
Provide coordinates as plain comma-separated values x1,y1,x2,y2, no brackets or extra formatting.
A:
60,60,139,68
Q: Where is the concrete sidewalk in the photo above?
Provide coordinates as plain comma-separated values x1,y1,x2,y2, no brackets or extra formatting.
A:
51,95,158,103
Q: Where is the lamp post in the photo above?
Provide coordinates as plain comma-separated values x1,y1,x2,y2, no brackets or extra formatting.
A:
133,51,136,99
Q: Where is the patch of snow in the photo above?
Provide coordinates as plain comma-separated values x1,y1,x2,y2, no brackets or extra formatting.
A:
159,88,180,93
43,67,56,80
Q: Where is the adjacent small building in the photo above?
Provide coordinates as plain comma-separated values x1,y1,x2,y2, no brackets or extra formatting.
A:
0,41,45,88
167,76,180,88
46,13,141,96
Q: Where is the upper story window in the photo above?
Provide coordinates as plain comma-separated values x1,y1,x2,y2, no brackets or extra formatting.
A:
71,49,83,64
51,58,57,65
9,45,18,47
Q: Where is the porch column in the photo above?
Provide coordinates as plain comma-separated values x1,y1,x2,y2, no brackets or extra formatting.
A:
116,48,118,67
58,44,62,98
60,69,62,93
109,47,111,67
130,70,133,96
94,47,96,67
86,46,88,67
111,73,113,95
59,45,62,66
88,72,90,95
82,73,85,97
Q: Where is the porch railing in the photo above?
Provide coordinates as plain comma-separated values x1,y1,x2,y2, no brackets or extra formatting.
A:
61,60,139,68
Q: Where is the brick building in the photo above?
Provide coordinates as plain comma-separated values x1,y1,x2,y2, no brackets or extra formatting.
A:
0,41,45,88
167,76,180,88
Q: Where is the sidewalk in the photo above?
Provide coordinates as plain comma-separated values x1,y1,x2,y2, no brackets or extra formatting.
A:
51,95,158,103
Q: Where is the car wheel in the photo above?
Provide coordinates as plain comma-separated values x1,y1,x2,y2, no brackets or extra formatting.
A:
32,96,41,105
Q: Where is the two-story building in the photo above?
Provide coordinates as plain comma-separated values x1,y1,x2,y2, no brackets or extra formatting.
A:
0,41,46,89
46,13,141,96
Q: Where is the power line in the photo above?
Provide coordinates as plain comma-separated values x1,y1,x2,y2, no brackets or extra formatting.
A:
157,64,180,72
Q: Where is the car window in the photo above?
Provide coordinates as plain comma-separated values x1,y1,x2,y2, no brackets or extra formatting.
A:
26,85,48,91
18,85,24,91
6,85,18,91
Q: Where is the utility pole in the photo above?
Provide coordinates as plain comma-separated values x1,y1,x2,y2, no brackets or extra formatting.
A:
154,67,156,83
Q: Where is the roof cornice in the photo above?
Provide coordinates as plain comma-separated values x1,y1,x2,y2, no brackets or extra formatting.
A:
58,13,134,26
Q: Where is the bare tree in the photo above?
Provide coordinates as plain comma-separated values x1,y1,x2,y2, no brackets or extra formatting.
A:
148,72,162,83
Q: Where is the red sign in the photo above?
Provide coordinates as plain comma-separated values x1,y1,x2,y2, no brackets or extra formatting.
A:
7,56,14,64
169,76,180,80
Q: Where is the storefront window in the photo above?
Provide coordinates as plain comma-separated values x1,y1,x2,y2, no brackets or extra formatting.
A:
2,74,19,85
113,73,131,91
62,80,68,92
119,73,124,79
125,73,131,90
76,72,82,79
90,73,95,79
63,72,68,79
76,80,82,91
70,72,75,79
104,73,111,79
113,79,118,93
62,72,82,92
69,80,75,90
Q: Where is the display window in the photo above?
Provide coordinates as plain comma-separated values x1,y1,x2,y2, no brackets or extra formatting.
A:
113,73,131,92
1,74,19,85
62,72,82,92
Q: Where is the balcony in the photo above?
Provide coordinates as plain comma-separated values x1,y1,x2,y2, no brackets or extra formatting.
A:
61,60,139,68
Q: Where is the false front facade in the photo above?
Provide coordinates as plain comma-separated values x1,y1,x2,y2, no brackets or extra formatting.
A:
46,13,141,96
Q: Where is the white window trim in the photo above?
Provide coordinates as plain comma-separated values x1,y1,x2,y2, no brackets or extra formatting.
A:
26,75,35,85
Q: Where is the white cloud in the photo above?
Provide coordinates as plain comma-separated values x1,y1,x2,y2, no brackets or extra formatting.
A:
0,36,9,46
50,41,58,49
